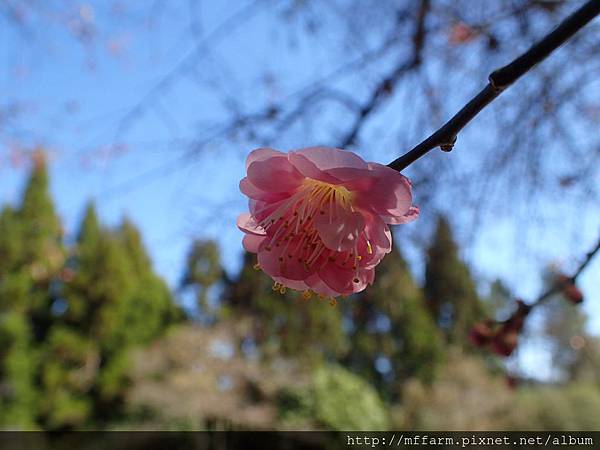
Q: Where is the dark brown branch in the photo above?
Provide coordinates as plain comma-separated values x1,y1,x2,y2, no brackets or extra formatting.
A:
340,0,430,148
388,0,600,172
470,233,600,356
533,234,600,308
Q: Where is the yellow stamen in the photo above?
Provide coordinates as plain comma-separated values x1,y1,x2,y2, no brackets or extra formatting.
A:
258,179,356,272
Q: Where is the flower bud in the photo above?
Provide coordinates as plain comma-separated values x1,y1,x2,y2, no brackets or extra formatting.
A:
469,321,495,347
491,327,519,357
563,284,583,304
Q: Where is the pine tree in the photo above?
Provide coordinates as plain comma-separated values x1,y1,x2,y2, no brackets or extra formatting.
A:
181,239,224,317
117,217,181,341
18,154,64,341
40,203,178,428
0,207,38,428
0,155,64,428
345,245,443,400
0,310,38,428
424,216,486,345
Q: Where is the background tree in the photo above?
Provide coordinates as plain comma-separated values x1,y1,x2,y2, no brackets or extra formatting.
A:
39,202,178,428
16,153,64,342
223,251,348,361
484,279,514,321
535,265,589,381
117,218,181,341
0,1,599,434
344,244,443,400
570,336,600,386
0,155,64,428
425,216,486,345
0,206,38,427
181,239,224,318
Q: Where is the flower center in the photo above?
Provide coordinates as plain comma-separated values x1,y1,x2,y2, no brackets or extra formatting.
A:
301,179,354,213
256,179,356,272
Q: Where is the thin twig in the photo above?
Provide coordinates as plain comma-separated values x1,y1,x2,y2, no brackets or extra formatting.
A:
388,0,600,172
532,234,600,308
340,0,430,148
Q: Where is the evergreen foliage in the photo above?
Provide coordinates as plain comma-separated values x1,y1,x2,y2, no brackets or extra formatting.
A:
345,245,443,400
281,364,389,431
1,159,596,433
40,205,178,427
181,239,223,316
311,364,389,430
0,161,178,429
0,158,64,428
425,216,486,344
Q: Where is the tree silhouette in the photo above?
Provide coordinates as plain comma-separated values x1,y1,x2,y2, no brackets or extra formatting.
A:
346,244,443,400
425,216,486,345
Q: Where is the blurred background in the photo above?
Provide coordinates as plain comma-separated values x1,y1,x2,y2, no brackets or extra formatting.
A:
1,0,600,432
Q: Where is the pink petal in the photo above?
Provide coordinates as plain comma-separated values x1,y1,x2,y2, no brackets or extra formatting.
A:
257,247,282,278
257,235,312,281
247,154,304,193
246,147,285,170
364,212,392,253
294,146,368,171
248,198,284,223
305,273,343,297
321,167,372,182
394,205,420,224
288,152,340,184
318,262,373,296
353,163,413,224
273,276,309,291
237,213,265,236
288,147,368,184
242,234,265,253
314,209,365,252
240,178,289,203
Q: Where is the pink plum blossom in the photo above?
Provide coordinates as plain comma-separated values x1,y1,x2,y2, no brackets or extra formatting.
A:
237,146,419,299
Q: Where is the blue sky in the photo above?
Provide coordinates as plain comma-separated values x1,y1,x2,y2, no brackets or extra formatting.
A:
1,1,599,376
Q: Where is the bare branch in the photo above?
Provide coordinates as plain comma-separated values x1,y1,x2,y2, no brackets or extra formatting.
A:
388,0,600,172
532,235,600,308
339,0,430,148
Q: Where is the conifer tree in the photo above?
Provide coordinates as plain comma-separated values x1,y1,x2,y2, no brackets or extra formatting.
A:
345,245,443,400
1,155,64,428
40,203,126,427
40,203,178,428
425,216,486,345
117,218,181,341
18,154,64,340
181,239,224,316
0,207,38,428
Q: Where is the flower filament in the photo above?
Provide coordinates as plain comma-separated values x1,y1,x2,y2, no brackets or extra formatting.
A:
256,180,354,271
